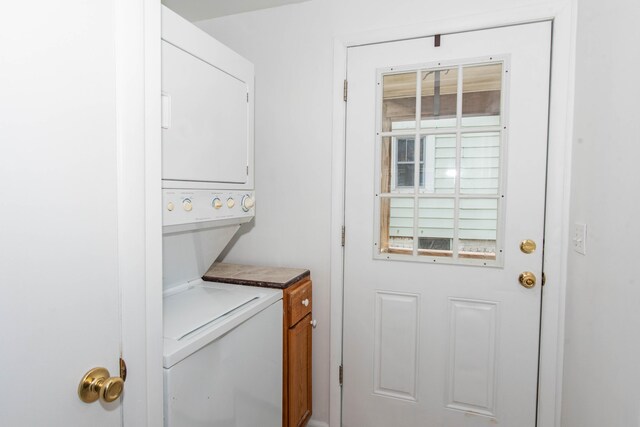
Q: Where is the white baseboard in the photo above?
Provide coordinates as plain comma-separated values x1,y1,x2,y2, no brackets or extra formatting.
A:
307,420,330,427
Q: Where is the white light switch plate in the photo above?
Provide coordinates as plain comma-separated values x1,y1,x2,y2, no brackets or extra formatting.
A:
573,223,587,255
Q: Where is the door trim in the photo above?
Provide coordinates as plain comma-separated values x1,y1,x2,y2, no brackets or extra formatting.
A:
116,0,163,424
329,2,577,426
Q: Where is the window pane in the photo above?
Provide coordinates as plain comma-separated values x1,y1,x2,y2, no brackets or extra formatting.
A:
393,137,426,190
458,198,498,260
397,164,415,187
398,138,414,162
431,135,456,194
421,67,458,129
380,197,415,253
383,73,417,132
460,132,500,194
395,137,415,188
381,137,392,193
462,63,502,127
417,198,454,257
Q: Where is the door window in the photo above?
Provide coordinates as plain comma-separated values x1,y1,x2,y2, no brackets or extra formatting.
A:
376,60,507,265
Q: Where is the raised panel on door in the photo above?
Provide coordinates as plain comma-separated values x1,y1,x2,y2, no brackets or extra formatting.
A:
288,313,312,427
342,22,551,427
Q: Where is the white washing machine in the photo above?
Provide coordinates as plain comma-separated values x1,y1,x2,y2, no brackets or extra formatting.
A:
163,281,282,426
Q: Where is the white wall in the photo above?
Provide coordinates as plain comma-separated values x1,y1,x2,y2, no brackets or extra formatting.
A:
562,0,640,426
195,0,566,424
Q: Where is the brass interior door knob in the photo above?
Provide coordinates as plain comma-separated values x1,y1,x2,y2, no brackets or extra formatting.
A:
78,367,124,403
519,271,537,289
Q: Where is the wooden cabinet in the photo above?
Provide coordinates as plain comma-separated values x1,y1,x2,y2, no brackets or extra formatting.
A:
283,278,312,427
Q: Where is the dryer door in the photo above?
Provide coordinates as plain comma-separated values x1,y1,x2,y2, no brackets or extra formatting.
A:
162,40,249,184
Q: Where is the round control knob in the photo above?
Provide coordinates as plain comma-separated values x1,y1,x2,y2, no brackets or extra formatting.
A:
226,198,235,209
212,198,223,209
167,202,174,212
182,198,193,212
241,195,255,212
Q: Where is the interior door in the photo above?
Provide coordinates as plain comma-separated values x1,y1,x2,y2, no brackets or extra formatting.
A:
342,22,551,427
0,1,139,425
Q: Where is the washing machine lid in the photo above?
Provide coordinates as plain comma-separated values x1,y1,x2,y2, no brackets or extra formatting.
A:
164,285,258,340
162,281,283,368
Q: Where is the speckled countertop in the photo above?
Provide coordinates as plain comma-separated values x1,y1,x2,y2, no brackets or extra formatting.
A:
202,262,310,289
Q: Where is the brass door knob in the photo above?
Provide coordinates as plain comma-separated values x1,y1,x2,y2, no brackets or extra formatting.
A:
519,271,537,289
78,367,124,403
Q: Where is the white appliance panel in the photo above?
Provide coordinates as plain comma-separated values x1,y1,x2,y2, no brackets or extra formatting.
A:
162,189,254,228
162,226,240,291
163,286,258,340
162,40,248,184
163,281,282,368
164,297,283,427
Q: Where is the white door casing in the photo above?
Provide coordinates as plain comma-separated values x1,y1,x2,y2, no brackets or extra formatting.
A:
342,22,551,427
0,1,160,425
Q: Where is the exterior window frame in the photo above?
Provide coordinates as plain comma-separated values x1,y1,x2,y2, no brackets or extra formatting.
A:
391,136,426,192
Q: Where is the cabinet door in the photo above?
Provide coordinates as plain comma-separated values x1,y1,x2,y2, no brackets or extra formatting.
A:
288,313,312,427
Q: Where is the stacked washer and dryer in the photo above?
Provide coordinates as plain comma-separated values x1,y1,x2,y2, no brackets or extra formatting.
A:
161,7,283,427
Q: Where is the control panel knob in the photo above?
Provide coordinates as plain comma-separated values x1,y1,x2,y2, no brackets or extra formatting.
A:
212,198,223,209
167,202,175,212
241,195,255,212
226,198,235,209
182,198,193,212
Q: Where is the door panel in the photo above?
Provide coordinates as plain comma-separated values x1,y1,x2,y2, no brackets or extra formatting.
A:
342,22,551,427
1,2,125,425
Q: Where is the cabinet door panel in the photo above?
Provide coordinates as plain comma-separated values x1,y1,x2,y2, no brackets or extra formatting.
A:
288,313,312,427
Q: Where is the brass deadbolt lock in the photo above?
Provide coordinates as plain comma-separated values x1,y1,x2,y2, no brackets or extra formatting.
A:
519,271,537,289
78,367,124,403
520,239,537,254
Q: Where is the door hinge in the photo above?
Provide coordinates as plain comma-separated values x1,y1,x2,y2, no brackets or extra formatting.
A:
341,226,345,247
339,365,343,386
343,79,348,102
246,165,249,175
247,92,249,103
542,272,546,287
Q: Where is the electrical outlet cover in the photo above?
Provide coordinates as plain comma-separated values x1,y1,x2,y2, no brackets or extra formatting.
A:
573,223,587,255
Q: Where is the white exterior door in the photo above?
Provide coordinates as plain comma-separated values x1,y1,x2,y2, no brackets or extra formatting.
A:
342,22,551,426
0,1,154,425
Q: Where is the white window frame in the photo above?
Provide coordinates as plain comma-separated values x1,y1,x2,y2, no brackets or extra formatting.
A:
391,135,427,192
373,56,510,267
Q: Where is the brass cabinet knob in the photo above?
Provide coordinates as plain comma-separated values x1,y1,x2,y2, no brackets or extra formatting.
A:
519,271,537,289
78,367,124,403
